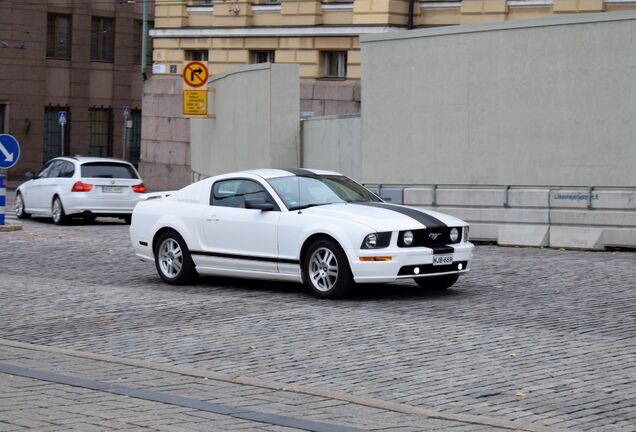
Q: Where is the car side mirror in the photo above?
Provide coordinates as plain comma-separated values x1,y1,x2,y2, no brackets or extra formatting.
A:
25,171,35,180
245,198,275,211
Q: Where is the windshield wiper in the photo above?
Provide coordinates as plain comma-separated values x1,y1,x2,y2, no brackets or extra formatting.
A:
291,203,331,210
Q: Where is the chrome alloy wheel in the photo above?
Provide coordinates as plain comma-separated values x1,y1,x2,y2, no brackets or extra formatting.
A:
15,194,25,217
308,247,339,292
52,198,63,223
158,238,184,278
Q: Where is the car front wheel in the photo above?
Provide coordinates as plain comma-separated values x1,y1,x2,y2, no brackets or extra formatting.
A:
154,231,197,285
52,197,68,225
15,193,31,219
414,273,459,291
303,239,354,299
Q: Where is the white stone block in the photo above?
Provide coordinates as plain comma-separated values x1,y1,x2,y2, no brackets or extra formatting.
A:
550,210,636,227
404,187,434,206
602,228,636,248
507,189,550,208
549,226,604,250
468,223,499,241
498,224,549,247
437,188,505,207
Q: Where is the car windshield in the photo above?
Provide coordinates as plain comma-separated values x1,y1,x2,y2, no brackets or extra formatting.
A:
81,162,139,179
268,175,381,210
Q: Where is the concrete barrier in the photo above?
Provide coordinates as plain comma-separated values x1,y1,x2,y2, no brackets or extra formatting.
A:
401,186,636,249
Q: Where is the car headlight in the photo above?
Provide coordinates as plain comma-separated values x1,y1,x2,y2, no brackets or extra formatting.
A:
463,226,469,242
450,227,459,243
361,232,392,249
402,231,414,246
364,233,377,249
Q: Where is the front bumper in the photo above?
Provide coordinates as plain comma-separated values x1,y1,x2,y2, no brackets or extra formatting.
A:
349,242,474,283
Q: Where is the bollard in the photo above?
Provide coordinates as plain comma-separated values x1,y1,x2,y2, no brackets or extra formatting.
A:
0,172,6,225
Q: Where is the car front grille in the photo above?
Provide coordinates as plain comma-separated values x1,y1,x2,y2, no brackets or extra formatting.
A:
398,227,462,247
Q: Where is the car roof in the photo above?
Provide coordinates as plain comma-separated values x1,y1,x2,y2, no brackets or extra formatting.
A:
53,156,133,165
241,168,343,179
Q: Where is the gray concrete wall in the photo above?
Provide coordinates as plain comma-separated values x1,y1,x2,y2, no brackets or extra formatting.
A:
300,80,361,117
139,76,192,191
302,115,362,181
191,63,299,178
360,12,636,187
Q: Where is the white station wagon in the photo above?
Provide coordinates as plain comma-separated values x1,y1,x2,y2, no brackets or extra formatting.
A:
15,156,146,224
130,169,474,299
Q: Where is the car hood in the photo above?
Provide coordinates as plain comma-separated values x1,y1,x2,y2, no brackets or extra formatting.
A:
301,202,466,231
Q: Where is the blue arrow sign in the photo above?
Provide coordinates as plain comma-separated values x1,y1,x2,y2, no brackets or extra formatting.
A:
57,111,67,126
0,134,20,170
123,105,130,119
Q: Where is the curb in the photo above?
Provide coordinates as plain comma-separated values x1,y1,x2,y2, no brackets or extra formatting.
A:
0,224,22,232
0,338,564,432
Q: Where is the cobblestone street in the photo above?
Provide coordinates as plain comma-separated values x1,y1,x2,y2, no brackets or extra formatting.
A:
0,215,635,431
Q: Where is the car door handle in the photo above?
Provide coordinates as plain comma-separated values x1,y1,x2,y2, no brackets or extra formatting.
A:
205,215,220,222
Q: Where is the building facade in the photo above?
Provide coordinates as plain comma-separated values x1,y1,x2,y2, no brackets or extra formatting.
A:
150,0,635,116
0,0,153,177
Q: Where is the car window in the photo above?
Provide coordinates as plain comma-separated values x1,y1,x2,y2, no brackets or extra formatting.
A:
59,162,75,178
47,161,64,178
36,161,56,178
80,162,139,179
268,175,381,210
211,179,271,208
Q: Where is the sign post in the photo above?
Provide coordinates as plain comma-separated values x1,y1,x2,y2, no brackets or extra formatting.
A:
122,106,130,160
57,111,67,156
0,134,21,226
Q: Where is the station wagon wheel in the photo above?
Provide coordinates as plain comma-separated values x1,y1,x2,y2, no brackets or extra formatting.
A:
14,193,31,219
303,239,354,299
414,274,459,291
154,231,197,285
52,196,68,225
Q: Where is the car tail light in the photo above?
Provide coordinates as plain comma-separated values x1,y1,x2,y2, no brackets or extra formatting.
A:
71,181,93,192
131,183,146,193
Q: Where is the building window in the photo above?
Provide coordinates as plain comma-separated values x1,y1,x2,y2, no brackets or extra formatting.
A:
322,51,347,79
133,20,154,65
91,17,115,62
185,50,209,62
47,14,71,59
189,0,213,5
130,109,142,167
0,104,5,133
88,108,113,157
43,107,70,162
251,50,275,64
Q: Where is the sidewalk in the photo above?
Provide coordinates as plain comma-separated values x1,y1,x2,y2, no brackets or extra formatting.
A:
0,341,518,432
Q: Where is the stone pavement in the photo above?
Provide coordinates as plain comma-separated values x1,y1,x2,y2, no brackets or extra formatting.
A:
0,216,634,431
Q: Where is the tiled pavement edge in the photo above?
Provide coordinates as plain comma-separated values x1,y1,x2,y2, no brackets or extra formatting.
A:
0,343,519,432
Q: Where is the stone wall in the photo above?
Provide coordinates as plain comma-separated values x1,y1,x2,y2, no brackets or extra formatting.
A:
139,76,191,191
300,80,361,117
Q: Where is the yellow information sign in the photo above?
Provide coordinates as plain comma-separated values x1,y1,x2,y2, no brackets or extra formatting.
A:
183,90,208,116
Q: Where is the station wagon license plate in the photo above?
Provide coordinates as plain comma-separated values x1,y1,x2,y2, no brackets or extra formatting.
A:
101,186,123,193
433,254,453,266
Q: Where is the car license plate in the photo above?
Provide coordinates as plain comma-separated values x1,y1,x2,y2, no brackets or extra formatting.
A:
101,186,123,193
433,254,453,266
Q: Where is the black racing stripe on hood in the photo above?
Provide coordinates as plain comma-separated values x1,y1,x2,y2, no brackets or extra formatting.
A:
279,168,318,177
353,202,447,229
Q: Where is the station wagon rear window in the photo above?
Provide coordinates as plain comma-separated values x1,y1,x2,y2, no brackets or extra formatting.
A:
81,162,139,179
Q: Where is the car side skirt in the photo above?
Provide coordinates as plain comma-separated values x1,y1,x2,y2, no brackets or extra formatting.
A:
195,266,303,283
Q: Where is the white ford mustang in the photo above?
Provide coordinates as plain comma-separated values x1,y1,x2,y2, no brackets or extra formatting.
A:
130,169,474,299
